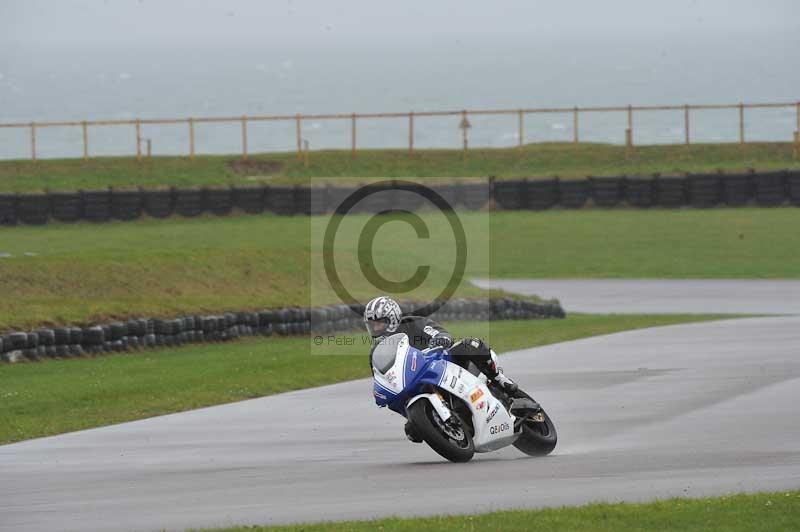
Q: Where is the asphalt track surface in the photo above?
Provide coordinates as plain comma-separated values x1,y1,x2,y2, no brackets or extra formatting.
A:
2,285,800,532
472,279,800,315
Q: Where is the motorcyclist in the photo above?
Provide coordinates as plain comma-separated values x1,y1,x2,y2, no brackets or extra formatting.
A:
364,296,523,442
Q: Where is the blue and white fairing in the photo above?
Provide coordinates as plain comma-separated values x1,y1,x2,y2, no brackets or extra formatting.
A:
371,333,519,453
371,333,447,416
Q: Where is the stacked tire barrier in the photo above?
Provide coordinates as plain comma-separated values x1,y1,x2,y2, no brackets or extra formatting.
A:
0,297,564,363
491,169,800,211
1,169,797,227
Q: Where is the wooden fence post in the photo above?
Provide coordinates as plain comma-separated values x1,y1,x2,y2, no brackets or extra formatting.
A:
82,121,88,160
408,112,414,155
135,119,141,160
30,122,37,162
796,102,800,138
739,102,745,146
351,113,357,159
461,110,469,162
573,107,579,144
188,118,195,160
684,105,690,146
626,105,634,149
797,102,800,131
795,102,800,158
241,115,248,160
295,114,302,160
795,131,800,160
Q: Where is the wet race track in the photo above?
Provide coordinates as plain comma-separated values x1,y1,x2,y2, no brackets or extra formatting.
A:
2,281,799,532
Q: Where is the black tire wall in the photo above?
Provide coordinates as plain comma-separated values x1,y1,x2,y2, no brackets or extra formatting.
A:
1,297,564,363
0,170,795,226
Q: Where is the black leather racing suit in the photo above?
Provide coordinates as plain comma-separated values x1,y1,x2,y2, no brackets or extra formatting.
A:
369,315,499,380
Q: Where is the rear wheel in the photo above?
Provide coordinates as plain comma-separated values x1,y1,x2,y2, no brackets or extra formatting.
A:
407,399,474,463
512,391,557,457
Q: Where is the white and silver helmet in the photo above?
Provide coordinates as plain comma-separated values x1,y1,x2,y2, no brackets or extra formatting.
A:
364,296,402,337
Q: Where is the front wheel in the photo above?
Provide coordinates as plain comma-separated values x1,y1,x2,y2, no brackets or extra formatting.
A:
407,399,474,463
512,391,557,457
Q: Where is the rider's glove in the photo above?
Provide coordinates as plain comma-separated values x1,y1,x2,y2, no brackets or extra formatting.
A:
428,332,454,349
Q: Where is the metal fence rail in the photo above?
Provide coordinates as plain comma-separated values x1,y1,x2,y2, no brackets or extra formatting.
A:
1,101,799,161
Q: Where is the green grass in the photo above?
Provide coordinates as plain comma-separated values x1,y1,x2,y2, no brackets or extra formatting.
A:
0,211,505,329
0,314,728,444
192,491,800,532
0,209,797,330
1,142,798,192
487,208,800,279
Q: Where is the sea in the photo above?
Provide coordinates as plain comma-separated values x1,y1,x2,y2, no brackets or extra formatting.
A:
1,30,798,160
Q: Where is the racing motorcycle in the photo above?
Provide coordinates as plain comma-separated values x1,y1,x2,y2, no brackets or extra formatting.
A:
372,333,557,462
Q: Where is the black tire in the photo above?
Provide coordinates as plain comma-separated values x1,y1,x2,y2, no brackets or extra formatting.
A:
512,391,557,457
407,399,474,463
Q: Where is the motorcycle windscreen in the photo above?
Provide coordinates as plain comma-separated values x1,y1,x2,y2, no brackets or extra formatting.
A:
371,333,409,374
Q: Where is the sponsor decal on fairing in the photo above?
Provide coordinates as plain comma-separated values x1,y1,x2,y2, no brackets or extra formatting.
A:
486,404,500,423
470,388,484,403
489,422,510,435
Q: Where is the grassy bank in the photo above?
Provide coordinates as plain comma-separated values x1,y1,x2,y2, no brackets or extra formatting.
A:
193,490,800,532
1,142,797,192
0,208,797,330
0,314,728,444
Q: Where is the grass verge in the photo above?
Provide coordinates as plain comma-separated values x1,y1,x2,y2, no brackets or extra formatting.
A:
1,142,798,192
0,208,797,330
0,314,730,444
192,490,800,532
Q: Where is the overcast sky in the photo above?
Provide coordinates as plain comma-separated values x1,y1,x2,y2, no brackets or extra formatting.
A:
2,0,798,48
